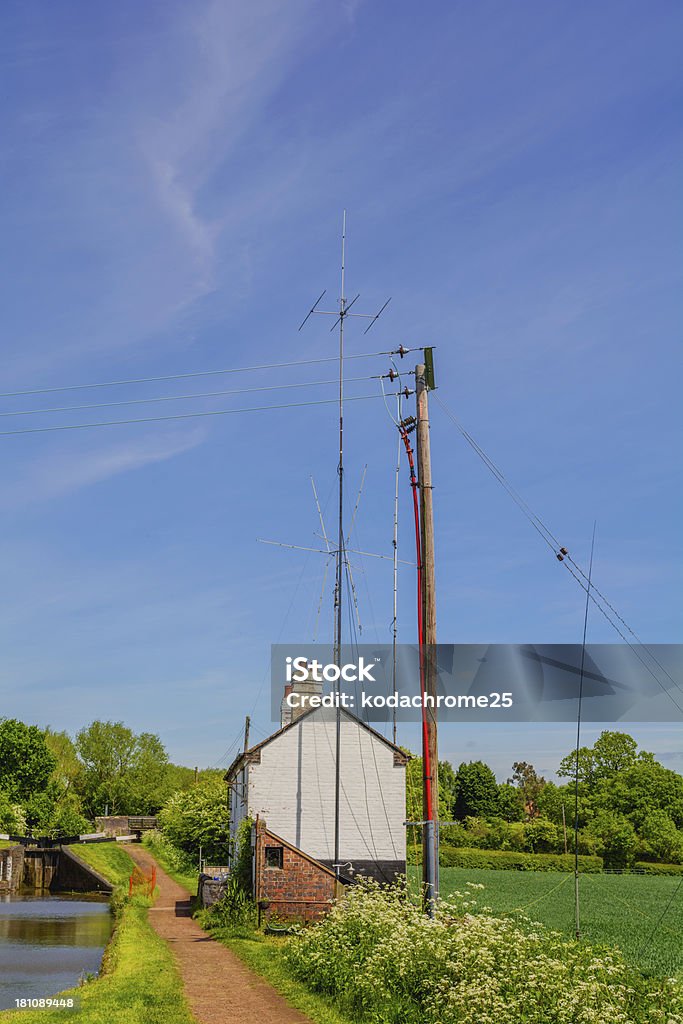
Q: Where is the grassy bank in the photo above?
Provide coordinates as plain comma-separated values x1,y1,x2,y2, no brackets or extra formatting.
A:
141,831,198,894
423,865,683,977
67,841,139,886
0,843,196,1024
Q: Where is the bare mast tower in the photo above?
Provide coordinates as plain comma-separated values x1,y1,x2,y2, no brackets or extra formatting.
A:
299,211,391,877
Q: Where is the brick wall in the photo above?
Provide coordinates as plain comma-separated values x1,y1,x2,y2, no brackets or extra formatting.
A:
254,819,338,923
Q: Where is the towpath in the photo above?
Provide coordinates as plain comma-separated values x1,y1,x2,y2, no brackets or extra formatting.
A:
124,845,312,1024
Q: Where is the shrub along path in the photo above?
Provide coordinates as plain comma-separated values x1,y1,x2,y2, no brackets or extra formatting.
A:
123,846,311,1024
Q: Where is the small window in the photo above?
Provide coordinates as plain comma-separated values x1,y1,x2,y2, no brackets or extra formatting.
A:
265,845,284,870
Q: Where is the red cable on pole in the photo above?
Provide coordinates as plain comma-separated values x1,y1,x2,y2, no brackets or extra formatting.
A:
399,424,433,824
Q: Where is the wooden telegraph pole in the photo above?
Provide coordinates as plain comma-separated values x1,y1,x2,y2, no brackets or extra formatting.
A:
416,353,439,908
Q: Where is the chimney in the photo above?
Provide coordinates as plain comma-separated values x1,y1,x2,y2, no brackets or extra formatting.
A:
280,666,323,727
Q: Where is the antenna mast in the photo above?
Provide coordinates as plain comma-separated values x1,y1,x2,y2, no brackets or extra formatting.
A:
333,212,346,880
299,213,391,880
574,522,597,940
335,211,346,668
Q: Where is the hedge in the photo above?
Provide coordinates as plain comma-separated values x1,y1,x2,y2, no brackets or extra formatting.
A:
437,846,603,873
633,861,683,875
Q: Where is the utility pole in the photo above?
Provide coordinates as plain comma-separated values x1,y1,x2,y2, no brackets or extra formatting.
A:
416,358,439,909
243,715,251,753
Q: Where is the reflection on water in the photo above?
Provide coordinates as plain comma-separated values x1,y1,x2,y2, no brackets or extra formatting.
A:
0,893,112,1010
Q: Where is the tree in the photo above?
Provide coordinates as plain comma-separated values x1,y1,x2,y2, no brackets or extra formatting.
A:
497,783,525,822
0,791,25,833
535,781,572,826
158,777,229,862
508,761,546,817
585,811,637,868
46,802,91,839
405,755,458,824
0,718,56,802
44,729,83,803
638,810,683,864
558,731,642,785
453,761,500,820
126,733,171,814
75,720,170,816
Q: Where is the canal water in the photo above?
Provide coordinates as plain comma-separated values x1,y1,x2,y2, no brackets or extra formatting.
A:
0,893,112,1010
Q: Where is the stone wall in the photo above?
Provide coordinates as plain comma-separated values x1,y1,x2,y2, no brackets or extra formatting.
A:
95,816,132,837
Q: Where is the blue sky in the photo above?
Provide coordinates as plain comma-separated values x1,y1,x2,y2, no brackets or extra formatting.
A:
0,0,681,781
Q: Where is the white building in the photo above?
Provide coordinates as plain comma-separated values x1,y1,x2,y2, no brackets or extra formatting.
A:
225,690,408,881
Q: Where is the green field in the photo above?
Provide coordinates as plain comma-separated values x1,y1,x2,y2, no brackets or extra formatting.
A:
413,867,683,977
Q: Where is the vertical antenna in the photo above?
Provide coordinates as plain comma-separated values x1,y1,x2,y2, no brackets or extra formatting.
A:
335,210,346,667
298,212,391,882
574,521,596,940
333,211,346,879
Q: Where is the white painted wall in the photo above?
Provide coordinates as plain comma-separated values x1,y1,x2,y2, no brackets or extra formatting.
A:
229,709,406,865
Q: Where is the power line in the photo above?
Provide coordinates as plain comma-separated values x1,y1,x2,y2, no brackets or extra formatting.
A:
0,392,399,439
0,375,378,420
207,726,245,771
0,351,396,401
433,393,683,714
564,554,682,697
561,559,683,716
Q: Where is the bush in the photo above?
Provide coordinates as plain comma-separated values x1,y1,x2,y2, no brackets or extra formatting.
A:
438,846,603,873
46,804,91,839
144,830,197,876
634,861,683,876
157,778,229,862
283,877,682,1024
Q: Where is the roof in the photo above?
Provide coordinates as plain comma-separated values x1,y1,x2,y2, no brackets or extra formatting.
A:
224,705,410,782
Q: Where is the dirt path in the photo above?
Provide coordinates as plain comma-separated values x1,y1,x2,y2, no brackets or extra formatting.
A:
123,846,312,1024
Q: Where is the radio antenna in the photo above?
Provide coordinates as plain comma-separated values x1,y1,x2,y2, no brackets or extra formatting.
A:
298,211,391,879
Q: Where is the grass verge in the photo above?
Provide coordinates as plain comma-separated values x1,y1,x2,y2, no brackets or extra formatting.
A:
0,843,196,1024
141,831,198,894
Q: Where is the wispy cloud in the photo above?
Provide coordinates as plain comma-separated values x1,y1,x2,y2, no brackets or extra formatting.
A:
0,428,204,508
